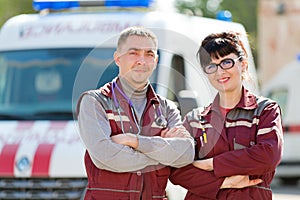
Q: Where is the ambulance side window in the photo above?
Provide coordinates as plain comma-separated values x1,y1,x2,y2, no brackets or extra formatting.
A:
167,54,185,102
0,55,8,102
267,88,288,119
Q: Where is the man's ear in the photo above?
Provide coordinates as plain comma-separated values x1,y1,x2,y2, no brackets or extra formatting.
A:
114,51,121,67
154,54,159,68
156,54,159,63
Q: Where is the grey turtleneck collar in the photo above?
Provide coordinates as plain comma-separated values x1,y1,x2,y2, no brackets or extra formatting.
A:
119,77,149,100
118,77,148,121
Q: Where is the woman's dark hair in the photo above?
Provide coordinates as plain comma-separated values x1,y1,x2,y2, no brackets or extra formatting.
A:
197,31,248,69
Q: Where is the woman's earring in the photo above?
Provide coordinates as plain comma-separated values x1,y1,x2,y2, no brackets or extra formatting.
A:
241,71,249,81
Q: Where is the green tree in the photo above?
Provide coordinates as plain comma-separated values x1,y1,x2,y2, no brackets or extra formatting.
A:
0,0,34,27
175,0,258,67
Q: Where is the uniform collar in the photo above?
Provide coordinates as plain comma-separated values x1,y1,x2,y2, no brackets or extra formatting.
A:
99,77,160,104
235,87,257,110
202,86,257,115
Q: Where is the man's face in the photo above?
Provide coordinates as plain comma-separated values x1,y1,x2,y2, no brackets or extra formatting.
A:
114,35,158,89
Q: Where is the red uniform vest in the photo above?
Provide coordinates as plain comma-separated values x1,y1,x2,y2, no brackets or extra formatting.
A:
170,88,283,199
78,81,170,200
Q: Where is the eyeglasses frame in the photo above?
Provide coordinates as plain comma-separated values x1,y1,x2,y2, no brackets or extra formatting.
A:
204,56,242,74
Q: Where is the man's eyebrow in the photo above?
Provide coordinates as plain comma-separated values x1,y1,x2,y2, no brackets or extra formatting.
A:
127,48,156,52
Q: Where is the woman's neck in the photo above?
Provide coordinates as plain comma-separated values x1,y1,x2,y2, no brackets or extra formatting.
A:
219,87,242,109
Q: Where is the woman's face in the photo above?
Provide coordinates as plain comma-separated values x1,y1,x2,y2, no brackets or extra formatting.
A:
205,53,246,94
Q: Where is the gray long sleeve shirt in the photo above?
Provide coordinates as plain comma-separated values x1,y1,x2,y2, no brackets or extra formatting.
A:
77,80,195,173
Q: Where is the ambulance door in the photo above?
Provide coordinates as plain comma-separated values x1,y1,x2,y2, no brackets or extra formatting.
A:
163,54,198,116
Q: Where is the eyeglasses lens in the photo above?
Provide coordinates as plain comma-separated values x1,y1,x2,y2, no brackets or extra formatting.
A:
220,59,234,69
204,58,235,74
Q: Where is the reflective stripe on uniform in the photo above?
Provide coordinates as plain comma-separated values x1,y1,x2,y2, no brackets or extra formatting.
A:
107,113,130,122
258,126,281,136
226,118,260,128
189,122,212,129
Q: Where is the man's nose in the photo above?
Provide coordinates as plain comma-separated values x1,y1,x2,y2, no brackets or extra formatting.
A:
136,54,146,64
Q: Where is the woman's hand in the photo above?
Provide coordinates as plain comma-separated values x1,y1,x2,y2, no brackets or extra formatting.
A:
192,158,214,171
111,133,138,148
221,175,263,189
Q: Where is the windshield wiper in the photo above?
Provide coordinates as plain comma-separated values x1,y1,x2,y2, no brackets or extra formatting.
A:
33,111,75,120
0,114,27,120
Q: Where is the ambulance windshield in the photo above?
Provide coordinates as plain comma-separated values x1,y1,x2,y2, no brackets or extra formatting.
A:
0,48,158,120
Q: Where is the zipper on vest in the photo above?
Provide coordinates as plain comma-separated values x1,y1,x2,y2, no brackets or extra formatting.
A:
139,173,144,199
130,125,133,133
138,102,153,135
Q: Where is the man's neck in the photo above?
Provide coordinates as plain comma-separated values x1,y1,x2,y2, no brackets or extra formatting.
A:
119,77,148,99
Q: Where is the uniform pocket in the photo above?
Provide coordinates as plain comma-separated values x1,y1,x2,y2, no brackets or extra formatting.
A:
233,136,255,150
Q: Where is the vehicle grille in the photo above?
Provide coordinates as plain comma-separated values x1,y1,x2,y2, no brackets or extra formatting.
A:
0,178,87,200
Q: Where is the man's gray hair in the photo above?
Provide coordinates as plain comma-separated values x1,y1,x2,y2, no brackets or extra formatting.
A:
117,26,158,51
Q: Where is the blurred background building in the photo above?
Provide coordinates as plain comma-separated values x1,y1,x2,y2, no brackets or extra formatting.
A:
258,0,300,86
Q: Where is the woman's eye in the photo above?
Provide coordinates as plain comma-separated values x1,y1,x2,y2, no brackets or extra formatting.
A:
222,60,233,65
207,65,216,70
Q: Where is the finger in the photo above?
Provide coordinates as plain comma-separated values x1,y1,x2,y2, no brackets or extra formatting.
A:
160,128,169,137
168,127,179,133
248,179,263,186
173,129,190,138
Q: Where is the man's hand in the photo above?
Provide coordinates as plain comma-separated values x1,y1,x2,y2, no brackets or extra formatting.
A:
111,133,138,148
192,158,214,171
161,126,191,138
221,175,263,189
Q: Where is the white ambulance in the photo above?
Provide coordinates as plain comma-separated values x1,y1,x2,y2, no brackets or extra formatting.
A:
0,0,258,199
261,54,300,185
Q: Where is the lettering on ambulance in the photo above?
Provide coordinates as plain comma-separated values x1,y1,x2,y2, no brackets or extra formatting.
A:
0,121,82,176
16,121,35,130
0,121,81,144
20,21,141,39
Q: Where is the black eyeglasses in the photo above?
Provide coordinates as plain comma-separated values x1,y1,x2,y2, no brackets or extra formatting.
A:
204,57,242,74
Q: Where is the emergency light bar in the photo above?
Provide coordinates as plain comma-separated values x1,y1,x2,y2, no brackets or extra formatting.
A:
33,0,154,11
216,10,232,22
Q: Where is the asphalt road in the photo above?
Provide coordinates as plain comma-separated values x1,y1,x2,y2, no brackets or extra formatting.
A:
272,178,300,200
167,178,300,200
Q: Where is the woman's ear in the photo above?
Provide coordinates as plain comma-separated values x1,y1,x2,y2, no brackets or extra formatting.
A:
241,59,248,72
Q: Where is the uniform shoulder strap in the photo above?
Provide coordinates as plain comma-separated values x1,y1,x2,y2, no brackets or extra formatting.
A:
254,96,275,116
76,89,113,117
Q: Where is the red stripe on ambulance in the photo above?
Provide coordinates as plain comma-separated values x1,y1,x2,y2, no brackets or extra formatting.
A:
0,144,19,176
32,143,55,177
